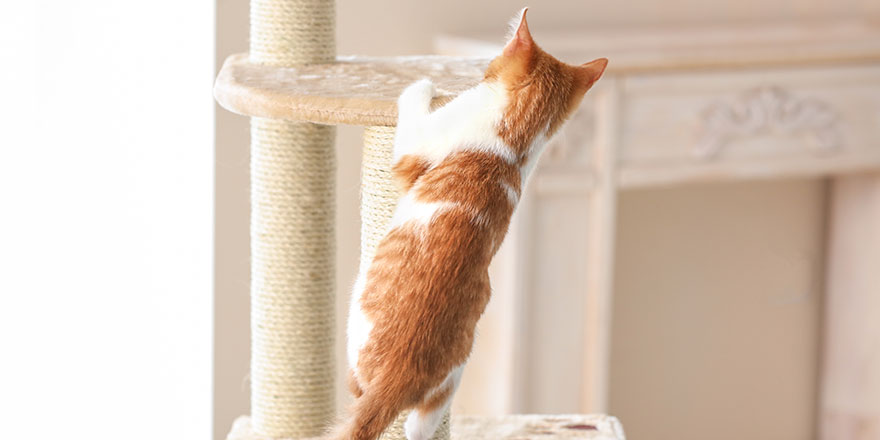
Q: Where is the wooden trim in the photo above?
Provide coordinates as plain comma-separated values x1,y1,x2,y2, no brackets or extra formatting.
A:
436,20,880,74
820,173,880,440
510,185,539,413
619,153,880,189
534,172,596,195
581,78,622,413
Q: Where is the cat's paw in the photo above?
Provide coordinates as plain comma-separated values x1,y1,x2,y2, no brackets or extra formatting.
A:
398,78,436,113
407,78,436,100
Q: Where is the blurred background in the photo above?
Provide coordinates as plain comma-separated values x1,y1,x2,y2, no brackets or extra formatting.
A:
2,1,878,440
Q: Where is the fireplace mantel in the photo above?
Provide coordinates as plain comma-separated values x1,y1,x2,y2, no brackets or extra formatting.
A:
438,21,880,440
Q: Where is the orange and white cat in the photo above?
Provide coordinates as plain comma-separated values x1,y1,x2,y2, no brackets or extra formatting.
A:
341,9,607,440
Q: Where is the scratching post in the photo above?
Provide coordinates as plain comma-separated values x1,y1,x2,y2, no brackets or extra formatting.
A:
248,0,336,437
361,127,452,440
249,119,336,437
359,127,397,271
250,0,335,66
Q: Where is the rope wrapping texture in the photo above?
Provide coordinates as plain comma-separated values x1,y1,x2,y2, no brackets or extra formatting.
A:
248,0,337,437
250,0,336,66
250,118,337,437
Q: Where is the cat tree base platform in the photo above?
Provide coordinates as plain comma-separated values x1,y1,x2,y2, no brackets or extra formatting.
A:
227,414,626,440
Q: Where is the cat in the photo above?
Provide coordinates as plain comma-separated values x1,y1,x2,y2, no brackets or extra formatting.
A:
340,8,607,440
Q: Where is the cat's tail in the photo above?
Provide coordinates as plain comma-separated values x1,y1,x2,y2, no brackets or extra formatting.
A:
323,380,409,440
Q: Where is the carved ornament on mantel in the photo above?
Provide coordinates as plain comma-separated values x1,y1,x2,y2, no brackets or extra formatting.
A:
694,86,842,159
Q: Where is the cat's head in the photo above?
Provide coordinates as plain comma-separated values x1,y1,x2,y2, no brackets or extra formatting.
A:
485,8,607,156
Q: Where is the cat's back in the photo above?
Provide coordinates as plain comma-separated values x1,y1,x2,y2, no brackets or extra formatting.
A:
359,149,520,377
415,149,520,226
367,148,520,299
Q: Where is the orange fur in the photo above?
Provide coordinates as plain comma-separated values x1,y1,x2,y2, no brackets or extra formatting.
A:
347,369,364,398
418,382,454,414
392,155,431,193
487,9,606,156
334,9,606,440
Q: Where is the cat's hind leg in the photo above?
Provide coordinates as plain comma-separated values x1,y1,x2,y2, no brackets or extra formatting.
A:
404,365,463,440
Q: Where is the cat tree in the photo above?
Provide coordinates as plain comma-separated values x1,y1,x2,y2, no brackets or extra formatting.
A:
214,0,625,438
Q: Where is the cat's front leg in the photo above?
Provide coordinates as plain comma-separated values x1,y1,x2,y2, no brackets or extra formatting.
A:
398,78,435,119
393,79,436,163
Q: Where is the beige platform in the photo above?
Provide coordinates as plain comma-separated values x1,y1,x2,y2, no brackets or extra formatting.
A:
214,54,488,126
227,414,626,440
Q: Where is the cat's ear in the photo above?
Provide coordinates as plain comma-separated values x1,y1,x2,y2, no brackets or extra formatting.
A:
577,58,608,90
503,8,534,58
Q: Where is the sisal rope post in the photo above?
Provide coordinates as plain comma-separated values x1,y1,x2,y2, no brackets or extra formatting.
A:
361,126,451,440
250,0,335,66
248,0,337,437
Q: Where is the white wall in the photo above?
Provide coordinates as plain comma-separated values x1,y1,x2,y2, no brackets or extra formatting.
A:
215,0,252,434
0,2,214,439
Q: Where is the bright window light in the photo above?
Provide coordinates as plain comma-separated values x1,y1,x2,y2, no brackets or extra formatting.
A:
0,2,215,439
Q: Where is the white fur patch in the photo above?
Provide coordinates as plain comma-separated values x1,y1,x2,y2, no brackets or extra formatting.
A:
501,181,519,205
463,142,517,165
346,273,372,372
388,193,456,230
393,79,436,163
394,81,512,167
519,130,550,189
505,7,529,42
